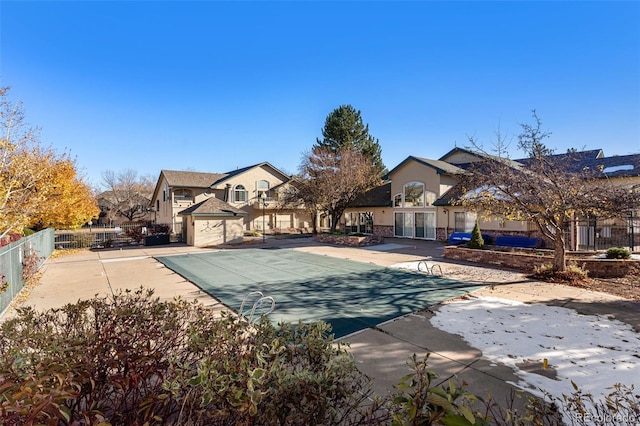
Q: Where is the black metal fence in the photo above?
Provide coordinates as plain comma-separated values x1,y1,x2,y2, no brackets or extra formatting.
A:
564,216,639,251
54,223,181,250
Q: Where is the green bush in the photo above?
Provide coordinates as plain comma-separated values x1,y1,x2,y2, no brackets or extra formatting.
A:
467,222,485,249
0,288,383,425
606,247,631,259
390,354,487,425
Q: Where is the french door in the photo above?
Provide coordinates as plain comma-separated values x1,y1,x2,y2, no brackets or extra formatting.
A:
394,211,435,239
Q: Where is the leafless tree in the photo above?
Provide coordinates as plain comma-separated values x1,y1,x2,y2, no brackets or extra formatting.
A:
292,147,382,233
457,111,639,272
100,169,155,222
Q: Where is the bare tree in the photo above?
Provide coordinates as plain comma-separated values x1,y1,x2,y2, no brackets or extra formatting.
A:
457,111,639,272
100,169,154,222
294,147,382,233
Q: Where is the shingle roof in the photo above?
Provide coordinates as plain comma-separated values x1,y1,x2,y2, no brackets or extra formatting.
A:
514,150,640,178
350,182,393,208
585,154,640,178
516,149,604,167
178,197,247,216
162,170,227,188
432,150,640,207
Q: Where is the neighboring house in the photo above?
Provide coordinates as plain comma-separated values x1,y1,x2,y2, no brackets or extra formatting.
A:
149,163,312,247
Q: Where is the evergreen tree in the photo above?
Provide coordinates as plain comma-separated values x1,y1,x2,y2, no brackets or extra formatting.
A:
467,222,485,249
315,105,386,176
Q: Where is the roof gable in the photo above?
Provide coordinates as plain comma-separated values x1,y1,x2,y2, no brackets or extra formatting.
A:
178,197,247,216
386,156,465,178
210,162,291,187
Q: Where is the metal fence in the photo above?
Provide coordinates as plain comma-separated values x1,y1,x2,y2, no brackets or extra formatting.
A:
0,228,54,315
564,217,639,251
54,223,181,250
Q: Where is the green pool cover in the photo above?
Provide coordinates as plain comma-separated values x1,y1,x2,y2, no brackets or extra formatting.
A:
156,248,482,338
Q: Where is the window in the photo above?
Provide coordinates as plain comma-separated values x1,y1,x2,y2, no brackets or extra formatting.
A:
454,212,477,233
345,212,373,234
425,191,436,206
173,188,194,201
396,183,436,207
256,180,270,199
404,182,424,207
233,185,248,202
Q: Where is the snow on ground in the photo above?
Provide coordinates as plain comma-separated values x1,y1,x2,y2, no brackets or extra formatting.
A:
391,260,640,422
430,296,640,398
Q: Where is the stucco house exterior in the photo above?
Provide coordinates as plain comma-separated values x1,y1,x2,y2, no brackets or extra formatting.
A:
341,148,639,250
150,163,312,246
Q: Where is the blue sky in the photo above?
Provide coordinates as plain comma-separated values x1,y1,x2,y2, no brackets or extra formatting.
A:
1,1,639,188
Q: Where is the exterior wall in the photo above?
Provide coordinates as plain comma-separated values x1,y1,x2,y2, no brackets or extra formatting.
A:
438,174,458,197
189,216,244,247
390,161,440,199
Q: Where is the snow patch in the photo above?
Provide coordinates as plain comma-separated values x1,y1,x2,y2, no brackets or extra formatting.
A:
430,296,640,421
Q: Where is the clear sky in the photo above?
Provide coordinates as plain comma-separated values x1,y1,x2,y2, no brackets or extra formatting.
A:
1,1,639,188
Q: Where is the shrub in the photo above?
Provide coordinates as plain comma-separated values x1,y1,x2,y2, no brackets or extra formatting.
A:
560,382,639,426
606,247,631,260
389,353,487,425
0,288,384,425
467,222,485,249
531,263,589,284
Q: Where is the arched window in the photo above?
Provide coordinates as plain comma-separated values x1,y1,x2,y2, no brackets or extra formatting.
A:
233,185,248,202
256,180,270,199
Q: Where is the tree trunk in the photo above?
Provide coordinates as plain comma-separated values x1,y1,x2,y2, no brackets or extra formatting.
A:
330,211,343,233
553,233,567,272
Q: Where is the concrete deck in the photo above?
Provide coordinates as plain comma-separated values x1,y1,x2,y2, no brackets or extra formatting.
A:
2,236,638,412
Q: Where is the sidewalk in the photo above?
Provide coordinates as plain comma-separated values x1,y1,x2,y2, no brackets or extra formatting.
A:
3,237,638,413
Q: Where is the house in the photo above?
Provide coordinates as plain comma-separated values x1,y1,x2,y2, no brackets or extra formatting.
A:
340,148,640,250
149,163,312,247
